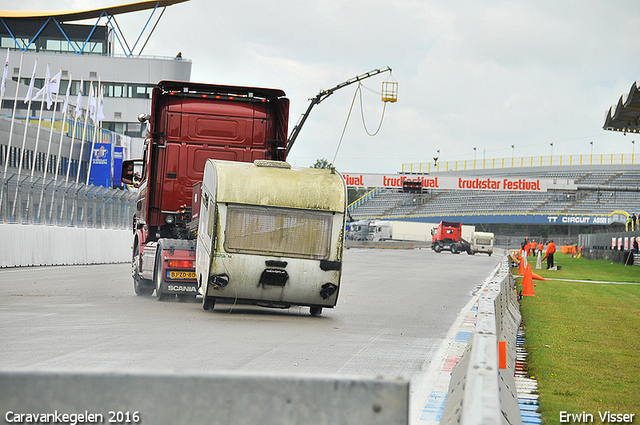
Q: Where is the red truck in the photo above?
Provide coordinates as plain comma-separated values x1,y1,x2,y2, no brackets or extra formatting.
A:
121,81,289,300
430,221,472,254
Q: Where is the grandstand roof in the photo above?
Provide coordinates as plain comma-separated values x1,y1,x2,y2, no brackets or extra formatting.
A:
603,78,640,133
0,0,188,21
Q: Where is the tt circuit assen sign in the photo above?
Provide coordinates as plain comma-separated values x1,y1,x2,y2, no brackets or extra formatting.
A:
341,173,555,192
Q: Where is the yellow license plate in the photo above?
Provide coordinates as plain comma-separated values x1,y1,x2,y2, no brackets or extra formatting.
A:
168,271,196,280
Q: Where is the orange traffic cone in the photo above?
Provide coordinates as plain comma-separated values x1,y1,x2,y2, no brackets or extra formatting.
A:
531,272,547,281
518,256,524,275
522,264,535,296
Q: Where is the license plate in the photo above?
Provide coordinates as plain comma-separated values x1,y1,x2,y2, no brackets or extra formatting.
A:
167,271,196,280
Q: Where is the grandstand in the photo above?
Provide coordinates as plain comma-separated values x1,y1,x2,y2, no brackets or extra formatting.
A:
348,160,640,237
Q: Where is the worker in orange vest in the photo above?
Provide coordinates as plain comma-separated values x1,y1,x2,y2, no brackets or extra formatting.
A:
543,239,557,269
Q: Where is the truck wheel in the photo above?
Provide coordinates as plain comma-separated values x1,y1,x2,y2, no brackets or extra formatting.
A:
451,244,458,254
310,306,323,316
133,243,153,296
433,243,442,253
203,297,215,311
467,249,475,255
154,246,165,301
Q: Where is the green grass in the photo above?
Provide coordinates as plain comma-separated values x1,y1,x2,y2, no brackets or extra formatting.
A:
517,254,640,424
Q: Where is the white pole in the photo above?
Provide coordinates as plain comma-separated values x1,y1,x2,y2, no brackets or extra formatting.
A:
86,77,101,186
0,51,23,217
50,72,71,223
71,81,92,225
76,81,92,185
38,67,62,223
12,57,38,219
0,48,9,117
62,76,82,224
24,75,47,221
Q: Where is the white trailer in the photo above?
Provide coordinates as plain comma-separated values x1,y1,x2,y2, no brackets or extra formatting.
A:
196,159,347,316
368,220,471,243
469,231,495,256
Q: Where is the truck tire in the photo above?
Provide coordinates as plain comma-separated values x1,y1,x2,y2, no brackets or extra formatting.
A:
451,243,458,254
154,244,166,301
467,249,475,255
433,243,442,253
310,306,323,316
203,297,215,311
133,242,153,296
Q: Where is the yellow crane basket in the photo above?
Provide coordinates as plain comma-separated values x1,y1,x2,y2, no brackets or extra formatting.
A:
381,81,398,103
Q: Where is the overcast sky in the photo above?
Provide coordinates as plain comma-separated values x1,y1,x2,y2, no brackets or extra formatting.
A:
8,0,640,173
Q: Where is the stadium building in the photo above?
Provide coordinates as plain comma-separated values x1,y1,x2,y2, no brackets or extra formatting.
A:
0,0,190,186
0,1,190,224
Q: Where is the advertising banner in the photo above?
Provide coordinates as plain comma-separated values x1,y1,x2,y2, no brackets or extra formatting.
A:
88,143,111,187
341,172,551,192
396,213,620,226
113,147,124,187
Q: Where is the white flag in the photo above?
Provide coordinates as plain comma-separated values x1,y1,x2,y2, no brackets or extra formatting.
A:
88,82,96,123
75,77,83,118
1,48,9,98
24,58,38,103
47,68,61,109
62,72,72,115
33,63,50,102
96,84,105,122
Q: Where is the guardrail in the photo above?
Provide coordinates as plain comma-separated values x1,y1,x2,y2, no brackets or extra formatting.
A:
440,258,522,425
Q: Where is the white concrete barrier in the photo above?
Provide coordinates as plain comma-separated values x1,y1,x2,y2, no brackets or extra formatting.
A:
439,258,522,425
0,369,409,425
0,225,131,267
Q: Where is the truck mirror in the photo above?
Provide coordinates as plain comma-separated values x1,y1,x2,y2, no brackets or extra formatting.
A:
121,159,144,187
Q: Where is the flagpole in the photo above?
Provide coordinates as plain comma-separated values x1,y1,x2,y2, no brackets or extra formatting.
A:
62,76,82,224
86,77,101,186
71,80,92,225
12,57,38,219
0,52,23,219
39,67,61,224
0,48,9,117
26,66,48,222
76,81,92,185
50,71,72,224
0,48,8,220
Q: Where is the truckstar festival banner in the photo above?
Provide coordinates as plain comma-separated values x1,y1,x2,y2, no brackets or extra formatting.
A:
341,173,555,192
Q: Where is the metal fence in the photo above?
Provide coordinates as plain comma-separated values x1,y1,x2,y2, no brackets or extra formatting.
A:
0,173,136,229
402,153,640,174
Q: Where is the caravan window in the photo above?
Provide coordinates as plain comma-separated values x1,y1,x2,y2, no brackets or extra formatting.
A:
224,204,333,260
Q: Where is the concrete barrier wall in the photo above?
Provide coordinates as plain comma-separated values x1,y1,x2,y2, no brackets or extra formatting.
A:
440,258,522,425
0,224,131,267
0,369,409,425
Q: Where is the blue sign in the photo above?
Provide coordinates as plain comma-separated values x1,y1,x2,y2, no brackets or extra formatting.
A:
89,143,111,187
391,212,625,226
113,147,124,187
